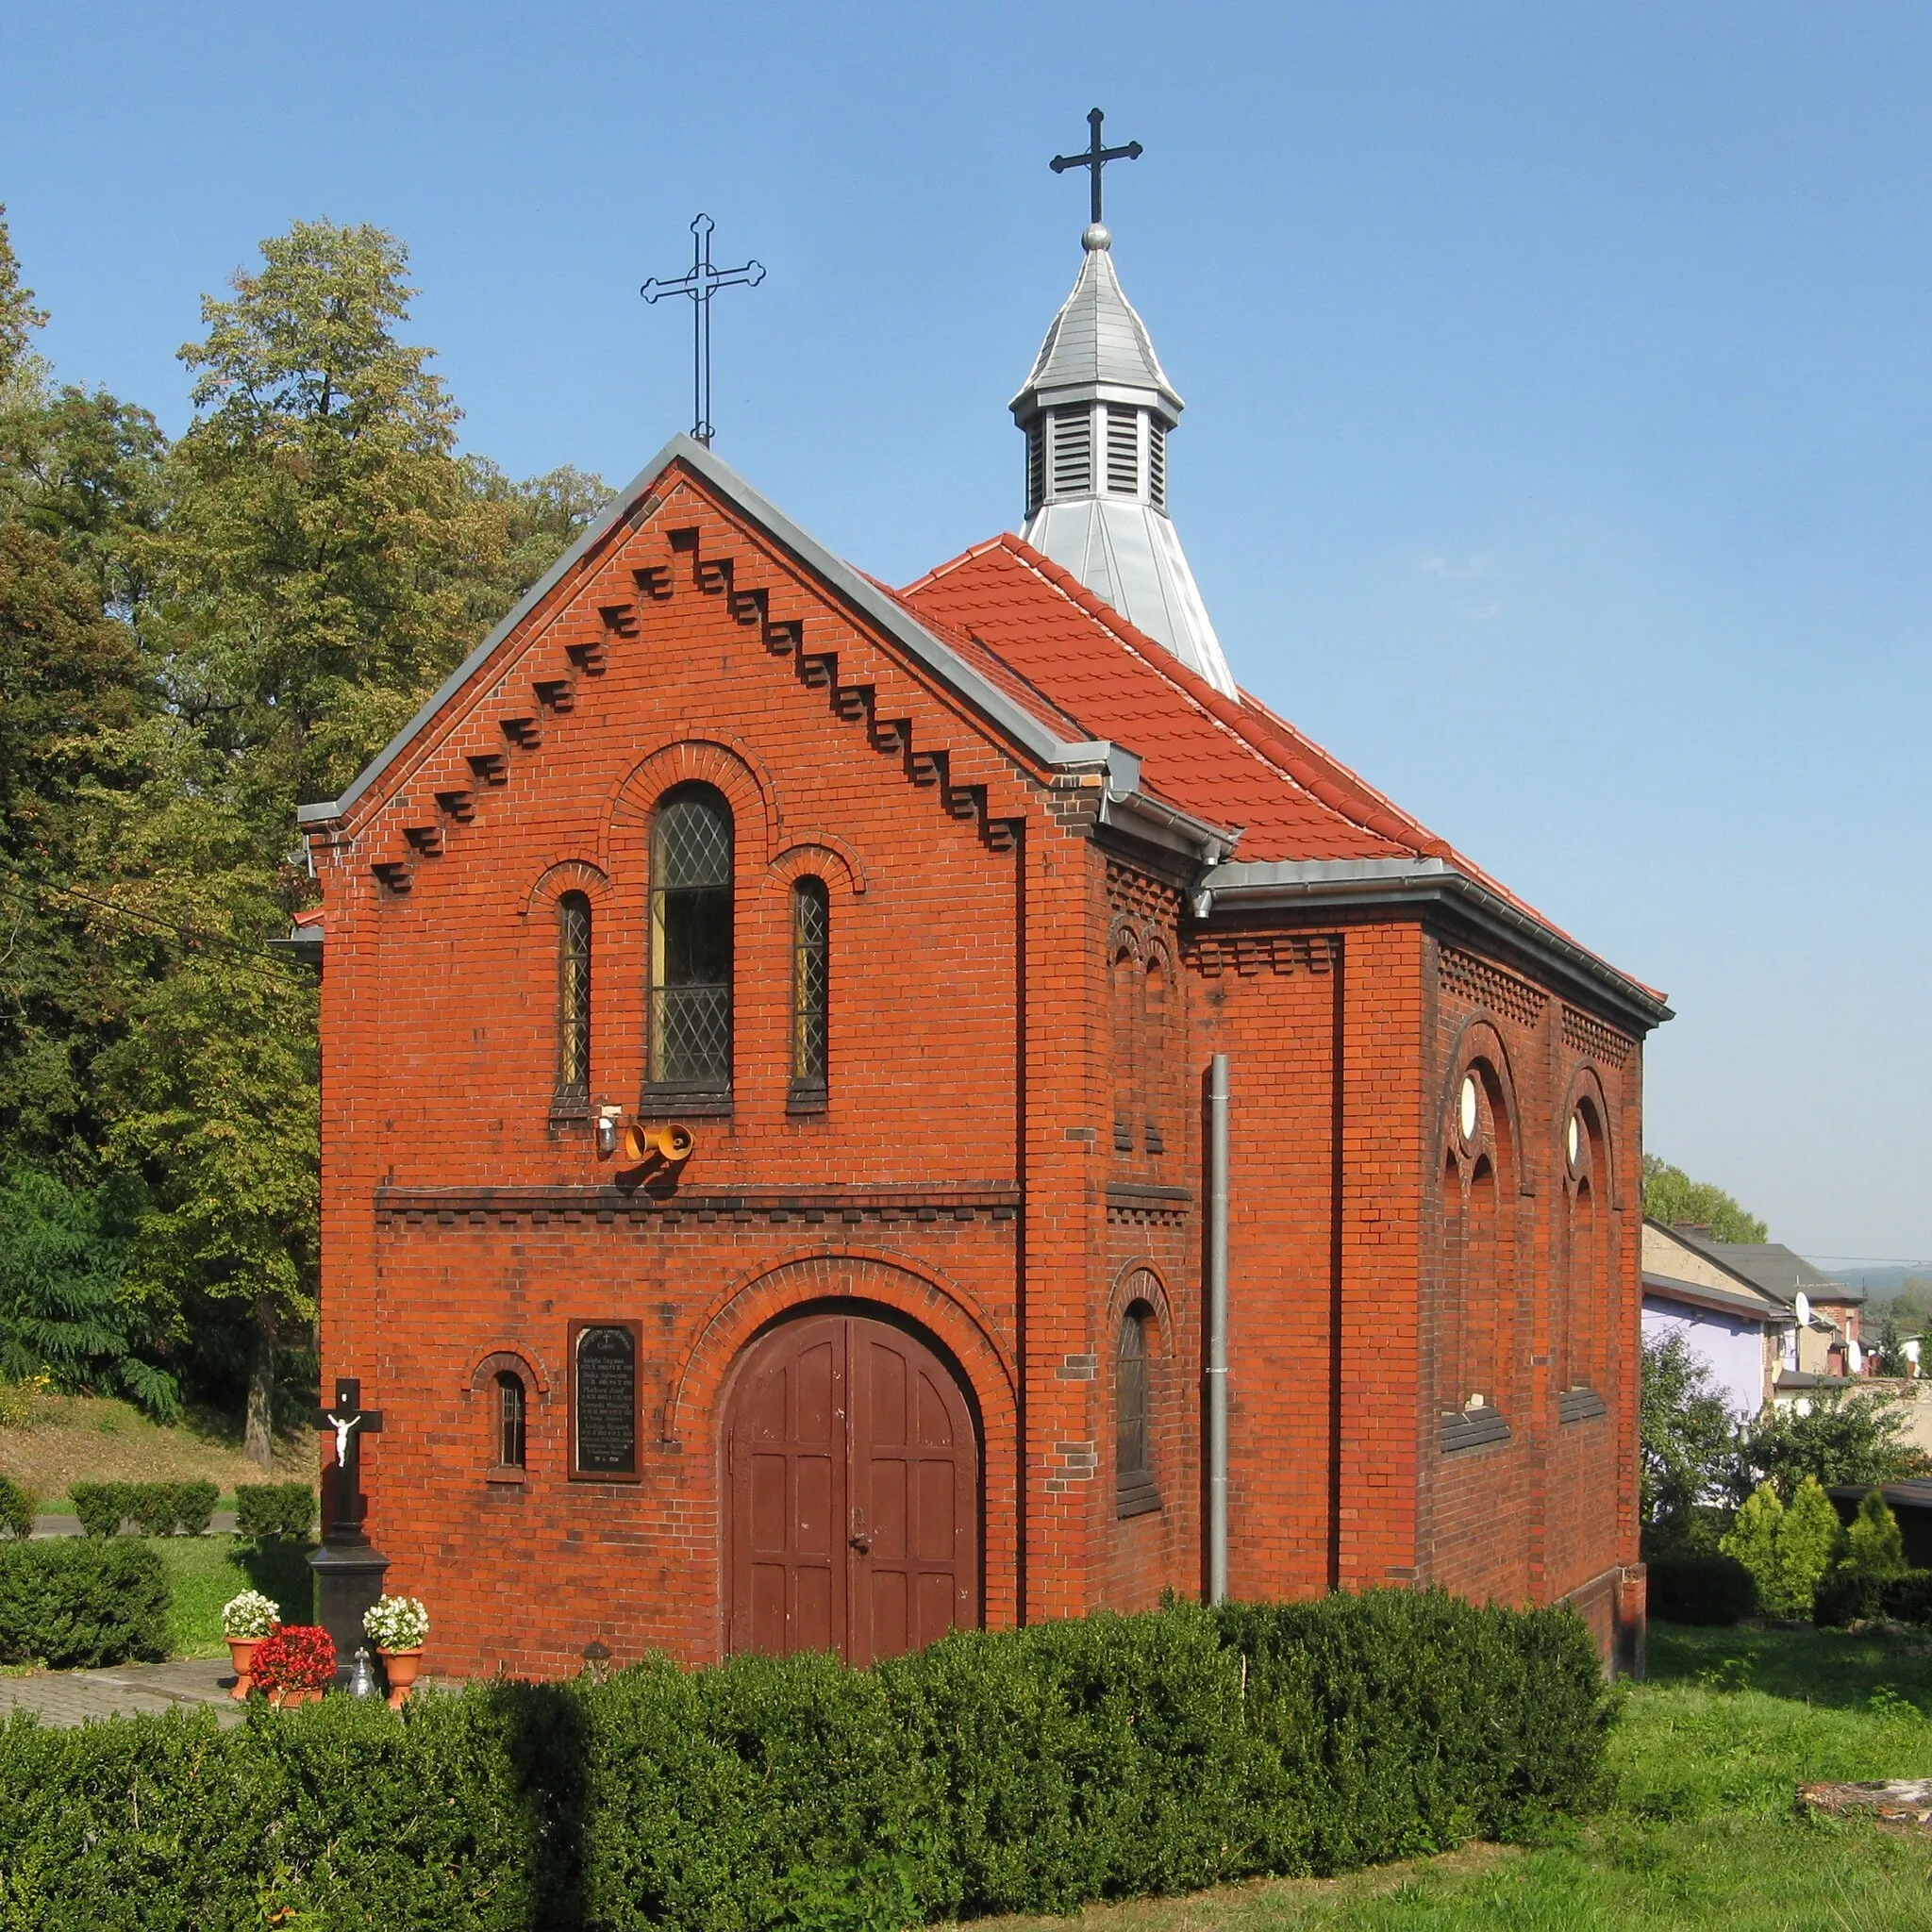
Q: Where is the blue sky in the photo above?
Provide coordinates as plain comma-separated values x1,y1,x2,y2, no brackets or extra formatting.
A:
5,2,1928,1262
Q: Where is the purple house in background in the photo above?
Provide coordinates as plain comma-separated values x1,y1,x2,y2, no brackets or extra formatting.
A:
1641,1219,1788,1419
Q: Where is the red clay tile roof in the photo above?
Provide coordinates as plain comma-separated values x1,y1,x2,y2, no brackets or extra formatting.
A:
898,532,1574,935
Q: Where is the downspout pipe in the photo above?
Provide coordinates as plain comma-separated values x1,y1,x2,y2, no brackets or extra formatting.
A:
1206,1053,1230,1606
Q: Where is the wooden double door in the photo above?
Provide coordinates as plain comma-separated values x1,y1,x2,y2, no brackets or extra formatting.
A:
724,1309,980,1665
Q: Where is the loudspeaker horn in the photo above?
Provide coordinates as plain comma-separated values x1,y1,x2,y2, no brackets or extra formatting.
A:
621,1122,695,1165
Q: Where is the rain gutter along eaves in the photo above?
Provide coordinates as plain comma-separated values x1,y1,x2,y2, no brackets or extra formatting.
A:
1197,857,1672,1034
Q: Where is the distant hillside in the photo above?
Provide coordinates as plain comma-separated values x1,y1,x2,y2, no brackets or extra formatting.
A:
1831,1265,1932,1296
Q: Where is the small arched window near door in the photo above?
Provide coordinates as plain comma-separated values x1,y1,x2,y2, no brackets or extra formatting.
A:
649,785,733,1098
790,876,829,1106
555,891,591,1110
494,1371,527,1471
1116,1306,1160,1518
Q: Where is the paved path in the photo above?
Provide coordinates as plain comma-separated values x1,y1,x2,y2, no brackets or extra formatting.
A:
30,1511,240,1538
0,1657,245,1728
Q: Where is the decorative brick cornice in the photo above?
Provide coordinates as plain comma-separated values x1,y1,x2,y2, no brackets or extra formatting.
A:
375,1183,1021,1229
1105,1182,1191,1225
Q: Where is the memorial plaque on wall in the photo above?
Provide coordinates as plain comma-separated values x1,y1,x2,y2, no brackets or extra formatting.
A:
571,1321,641,1478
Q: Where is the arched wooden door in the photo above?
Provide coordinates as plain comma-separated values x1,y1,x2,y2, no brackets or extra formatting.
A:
724,1308,980,1665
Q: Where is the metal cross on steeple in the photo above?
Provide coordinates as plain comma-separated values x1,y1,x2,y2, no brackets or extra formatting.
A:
1050,108,1143,227
641,213,765,448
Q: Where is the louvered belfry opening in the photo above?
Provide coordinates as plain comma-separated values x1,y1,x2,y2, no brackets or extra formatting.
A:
1106,407,1140,496
1025,420,1046,516
1146,421,1166,511
1050,407,1092,496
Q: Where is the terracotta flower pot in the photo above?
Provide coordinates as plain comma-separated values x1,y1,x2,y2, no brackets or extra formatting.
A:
225,1637,258,1702
266,1683,325,1708
379,1646,423,1709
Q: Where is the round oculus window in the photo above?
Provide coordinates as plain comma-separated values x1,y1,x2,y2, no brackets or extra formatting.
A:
1567,1113,1581,1166
1458,1074,1478,1142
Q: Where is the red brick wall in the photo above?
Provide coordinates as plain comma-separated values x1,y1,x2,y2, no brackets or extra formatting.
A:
308,460,1647,1678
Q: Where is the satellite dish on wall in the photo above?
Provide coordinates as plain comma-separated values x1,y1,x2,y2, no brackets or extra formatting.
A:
1848,1338,1864,1374
1795,1291,1812,1327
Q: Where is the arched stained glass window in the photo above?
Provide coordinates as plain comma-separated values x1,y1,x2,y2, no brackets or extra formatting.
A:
791,877,829,1094
556,891,591,1107
1116,1306,1160,1518
649,787,733,1093
494,1371,526,1470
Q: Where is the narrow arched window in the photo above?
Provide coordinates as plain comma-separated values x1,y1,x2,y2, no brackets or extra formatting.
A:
649,786,733,1095
556,891,591,1108
791,877,829,1098
494,1371,526,1470
1116,1307,1160,1518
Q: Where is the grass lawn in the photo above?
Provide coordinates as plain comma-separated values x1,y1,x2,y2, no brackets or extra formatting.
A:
149,1535,317,1657
973,1624,1932,1932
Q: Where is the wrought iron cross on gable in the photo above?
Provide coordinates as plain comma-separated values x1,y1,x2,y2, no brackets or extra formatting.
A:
641,213,766,448
310,1376,383,1547
1050,108,1142,226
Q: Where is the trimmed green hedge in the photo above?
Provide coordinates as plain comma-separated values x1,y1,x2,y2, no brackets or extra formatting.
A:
69,1480,227,1537
0,1540,170,1667
0,1591,1609,1930
233,1481,315,1541
1814,1565,1932,1628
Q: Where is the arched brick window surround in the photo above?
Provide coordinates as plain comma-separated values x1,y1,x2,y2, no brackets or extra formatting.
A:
602,738,777,875
769,836,867,899
465,1346,551,1484
1108,1264,1172,1520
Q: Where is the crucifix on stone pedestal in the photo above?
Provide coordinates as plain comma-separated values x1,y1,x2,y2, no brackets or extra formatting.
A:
307,1375,390,1686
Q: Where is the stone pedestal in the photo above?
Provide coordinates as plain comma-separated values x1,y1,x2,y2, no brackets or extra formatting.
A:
309,1541,390,1688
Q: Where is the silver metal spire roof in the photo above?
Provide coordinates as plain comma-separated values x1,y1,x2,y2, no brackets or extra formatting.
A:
1011,226,1237,697
1011,226,1182,421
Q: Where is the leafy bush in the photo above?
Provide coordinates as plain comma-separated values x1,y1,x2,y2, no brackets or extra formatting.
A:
0,1538,169,1666
1646,1550,1757,1625
1880,1572,1932,1624
0,1591,1611,1931
0,1160,177,1418
1732,1389,1931,1505
172,1479,219,1535
1641,1333,1740,1534
0,1473,35,1539
126,1480,177,1536
234,1481,314,1541
68,1479,132,1537
1843,1487,1909,1579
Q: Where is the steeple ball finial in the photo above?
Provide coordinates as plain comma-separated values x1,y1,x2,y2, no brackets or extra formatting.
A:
1082,223,1111,252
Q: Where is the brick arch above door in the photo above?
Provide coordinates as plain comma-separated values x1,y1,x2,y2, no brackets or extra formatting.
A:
664,1251,1017,1448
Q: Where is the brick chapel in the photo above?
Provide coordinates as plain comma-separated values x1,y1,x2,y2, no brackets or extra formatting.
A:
295,192,1669,1680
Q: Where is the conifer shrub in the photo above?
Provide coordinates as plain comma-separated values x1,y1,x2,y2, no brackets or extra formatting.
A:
1720,1476,1844,1618
0,1591,1611,1931
0,1539,169,1667
67,1480,133,1538
0,1474,34,1540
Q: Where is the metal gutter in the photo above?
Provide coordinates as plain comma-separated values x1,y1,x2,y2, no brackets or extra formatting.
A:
298,435,1143,831
1195,856,1672,1034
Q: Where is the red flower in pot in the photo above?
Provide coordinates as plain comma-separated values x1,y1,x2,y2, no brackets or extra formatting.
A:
250,1624,337,1706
